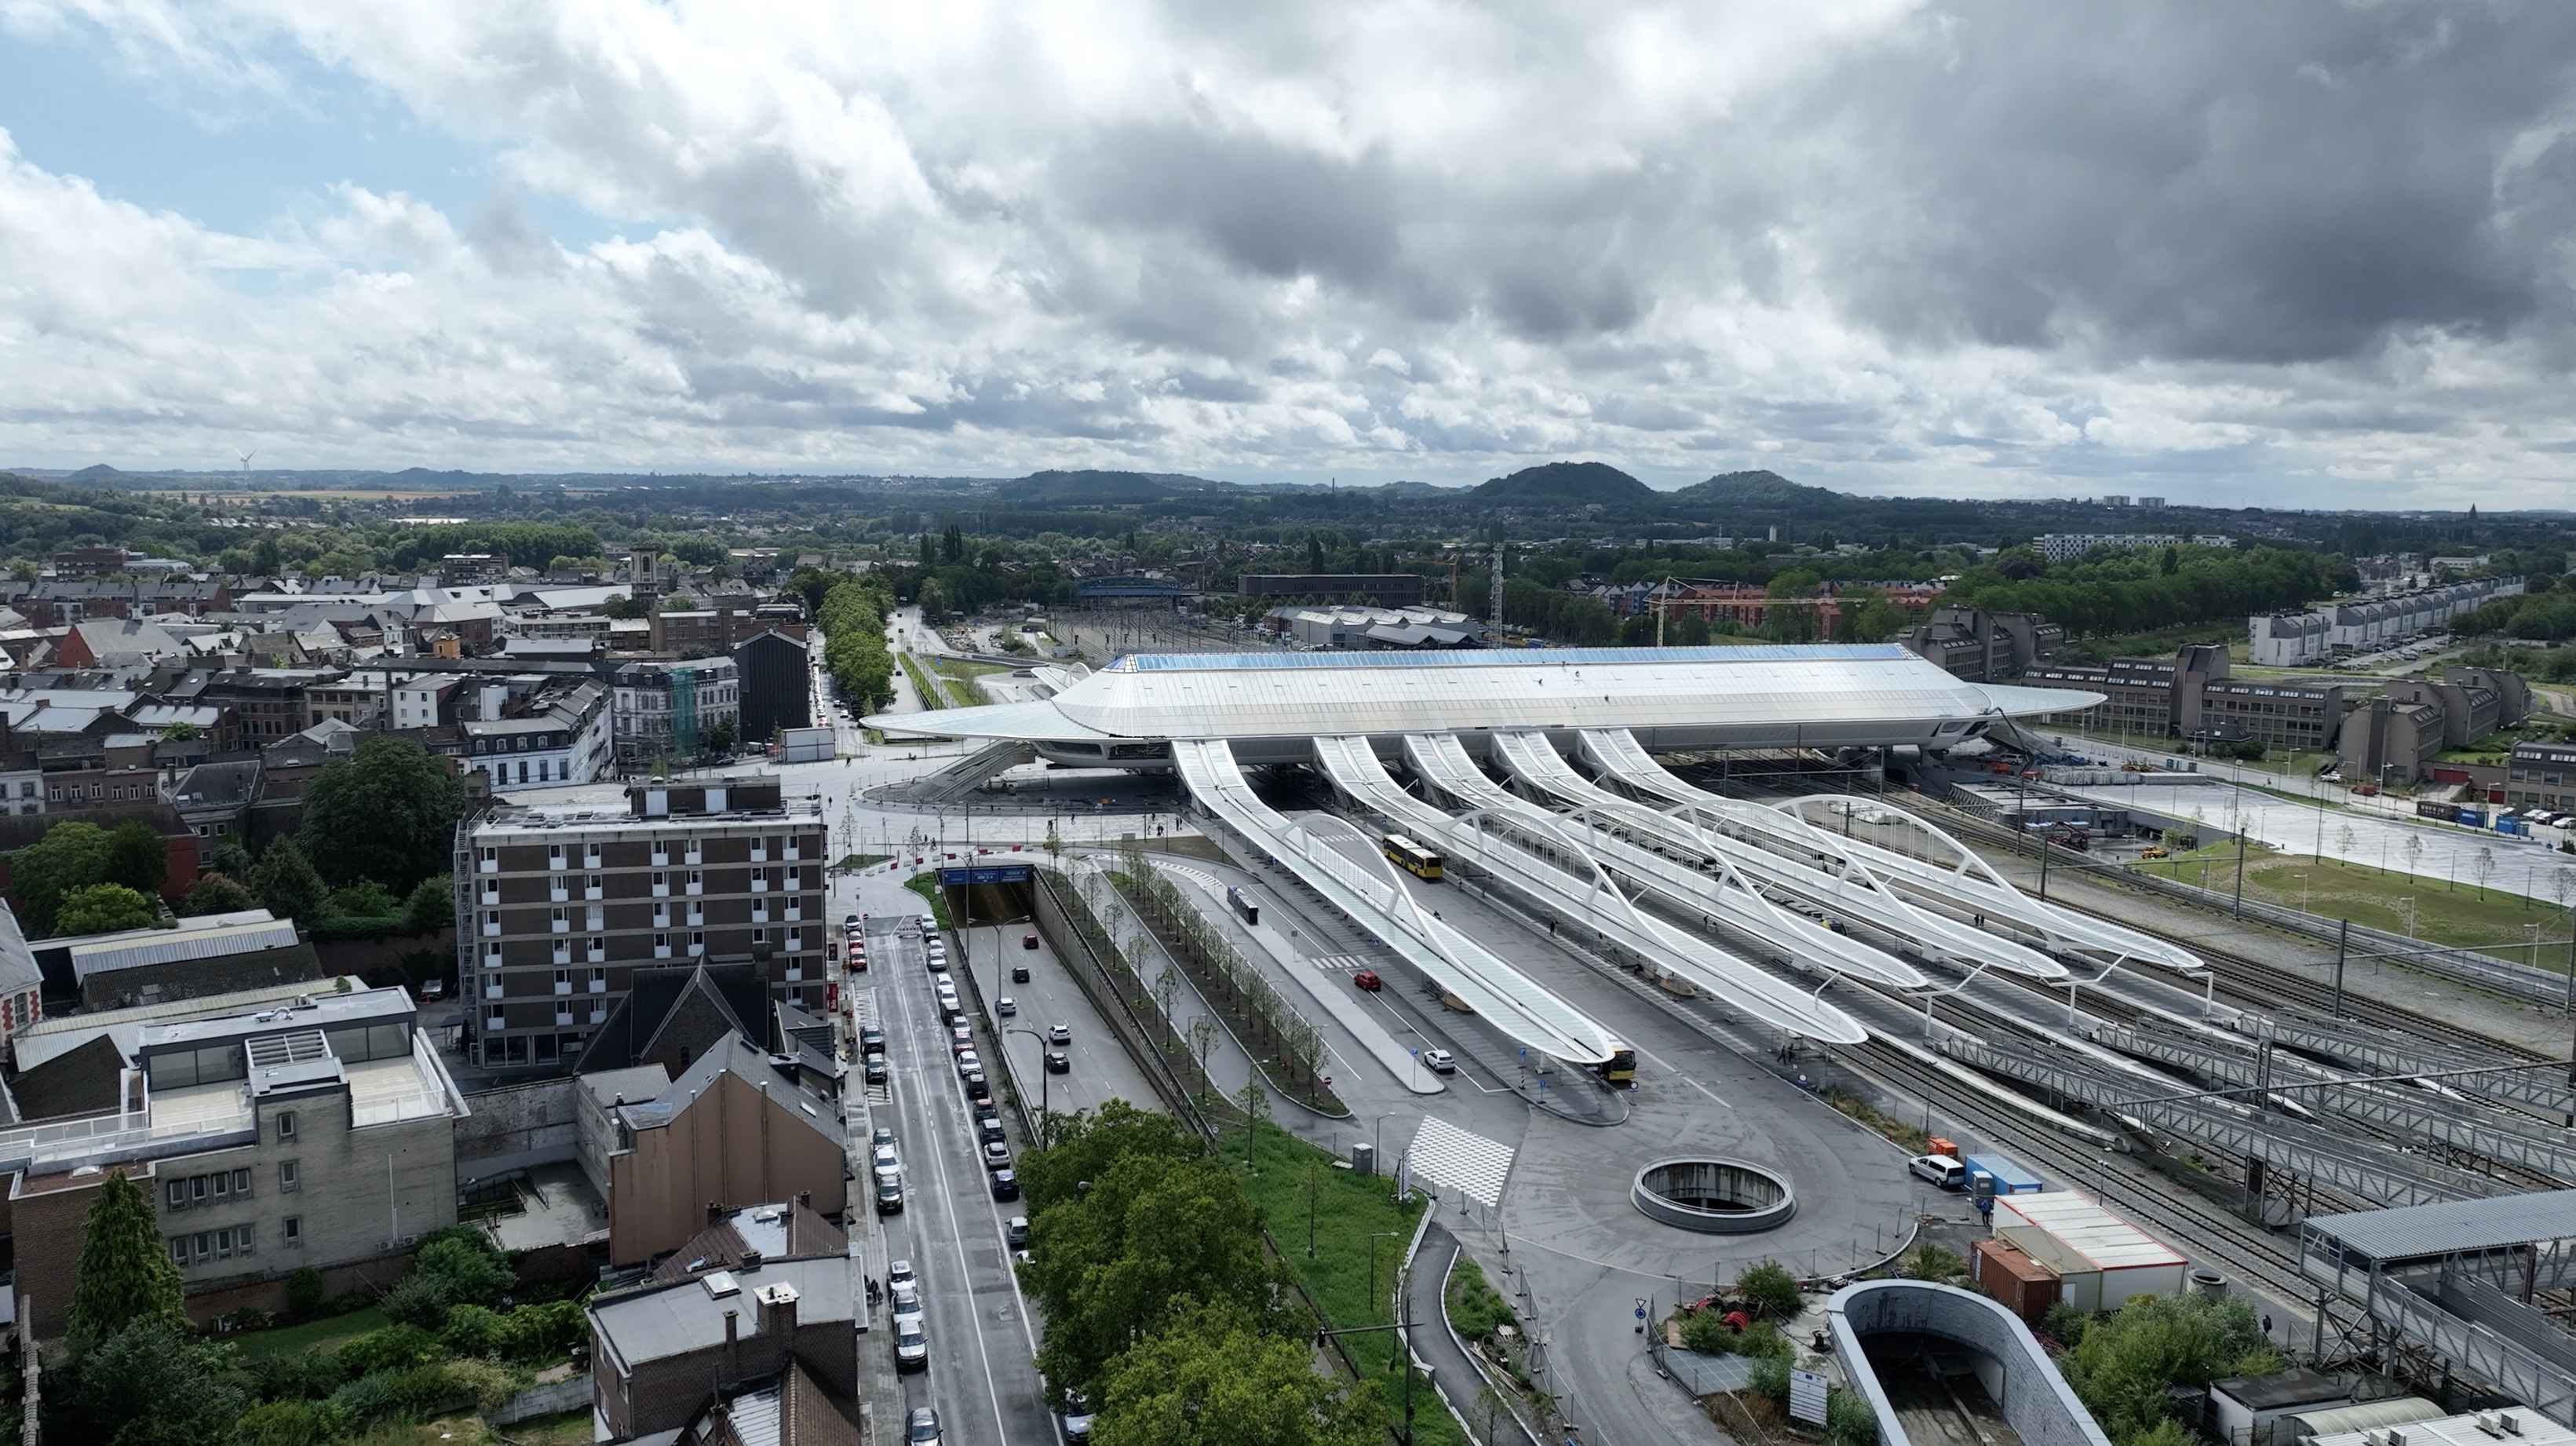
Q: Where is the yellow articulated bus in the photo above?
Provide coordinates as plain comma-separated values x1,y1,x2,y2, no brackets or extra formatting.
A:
1381,833,1446,881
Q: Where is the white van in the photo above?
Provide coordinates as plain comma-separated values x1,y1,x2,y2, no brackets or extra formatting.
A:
1908,1154,1966,1190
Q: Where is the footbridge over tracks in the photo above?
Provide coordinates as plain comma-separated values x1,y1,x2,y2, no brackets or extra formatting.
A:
1939,1032,2500,1211
1493,731,2067,980
1308,734,1870,1043
1398,733,1928,991
1168,737,1620,1067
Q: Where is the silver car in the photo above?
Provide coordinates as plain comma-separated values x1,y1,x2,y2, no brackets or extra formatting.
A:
892,1312,928,1371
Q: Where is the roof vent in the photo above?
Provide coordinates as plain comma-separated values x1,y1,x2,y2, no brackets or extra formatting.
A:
702,1271,740,1299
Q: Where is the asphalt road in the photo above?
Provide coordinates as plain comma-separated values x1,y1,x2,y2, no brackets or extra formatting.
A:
948,902,1163,1127
856,913,1057,1446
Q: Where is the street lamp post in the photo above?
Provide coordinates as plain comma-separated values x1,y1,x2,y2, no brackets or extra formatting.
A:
1373,1112,1402,1178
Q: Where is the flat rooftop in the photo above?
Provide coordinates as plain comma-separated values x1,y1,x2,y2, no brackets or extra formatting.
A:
2307,1189,2576,1261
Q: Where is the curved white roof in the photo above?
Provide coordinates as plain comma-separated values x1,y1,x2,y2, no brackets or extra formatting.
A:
864,644,2102,744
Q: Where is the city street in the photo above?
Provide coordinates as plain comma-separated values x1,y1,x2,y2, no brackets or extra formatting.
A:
848,911,1055,1446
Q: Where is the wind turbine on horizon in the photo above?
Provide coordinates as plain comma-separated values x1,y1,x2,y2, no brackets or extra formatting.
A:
237,448,256,477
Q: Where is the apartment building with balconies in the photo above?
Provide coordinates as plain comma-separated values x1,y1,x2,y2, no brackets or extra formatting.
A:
455,778,827,1071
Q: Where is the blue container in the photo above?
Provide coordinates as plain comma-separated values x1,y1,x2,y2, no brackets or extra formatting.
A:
1962,1153,2045,1196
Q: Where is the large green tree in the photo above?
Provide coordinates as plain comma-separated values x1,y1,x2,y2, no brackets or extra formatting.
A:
1027,1152,1298,1400
251,836,330,923
66,1167,186,1356
1093,1300,1379,1446
1016,1100,1206,1217
104,820,167,896
297,735,467,890
2060,1294,2280,1446
9,820,115,935
53,883,160,936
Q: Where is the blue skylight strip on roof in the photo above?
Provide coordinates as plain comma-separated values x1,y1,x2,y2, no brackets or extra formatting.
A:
1116,644,1910,672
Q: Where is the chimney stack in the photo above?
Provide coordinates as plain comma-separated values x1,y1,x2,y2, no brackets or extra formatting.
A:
754,1283,801,1346
722,1309,739,1378
707,1200,725,1225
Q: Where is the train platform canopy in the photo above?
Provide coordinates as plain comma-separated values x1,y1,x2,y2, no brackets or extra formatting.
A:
2305,1189,2576,1264
865,643,2100,754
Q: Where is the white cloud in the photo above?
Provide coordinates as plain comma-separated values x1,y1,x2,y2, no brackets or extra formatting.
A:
0,0,2569,507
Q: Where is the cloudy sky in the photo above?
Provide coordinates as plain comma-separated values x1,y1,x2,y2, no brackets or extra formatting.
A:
1,1,2571,507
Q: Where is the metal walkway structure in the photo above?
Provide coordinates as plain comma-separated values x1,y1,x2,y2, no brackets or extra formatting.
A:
1309,735,1870,1043
1493,732,2067,980
1169,737,1619,1066
2237,1014,2576,1119
1399,734,1928,991
2090,1021,2576,1181
1937,1032,2498,1210
2304,1197,2576,1425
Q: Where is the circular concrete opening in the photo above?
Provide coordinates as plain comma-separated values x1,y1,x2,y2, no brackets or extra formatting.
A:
1632,1158,1797,1235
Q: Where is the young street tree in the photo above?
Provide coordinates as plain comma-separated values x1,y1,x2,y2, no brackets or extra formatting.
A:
297,735,467,891
67,1167,188,1354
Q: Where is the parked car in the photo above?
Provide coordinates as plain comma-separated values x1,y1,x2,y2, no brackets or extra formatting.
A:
890,1276,920,1313
861,1027,887,1053
956,1049,981,1077
863,1054,888,1085
871,1143,902,1181
990,1167,1020,1200
1353,970,1382,991
965,1071,991,1101
1045,1050,1070,1075
1421,1048,1456,1075
892,1314,929,1371
906,1405,943,1444
876,1180,906,1215
871,1126,896,1149
977,1117,1006,1147
1006,1215,1030,1248
982,1141,1013,1172
888,1258,916,1291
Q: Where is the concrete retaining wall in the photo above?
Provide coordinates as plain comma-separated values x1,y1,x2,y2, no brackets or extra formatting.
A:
456,1076,580,1176
1828,1280,2113,1446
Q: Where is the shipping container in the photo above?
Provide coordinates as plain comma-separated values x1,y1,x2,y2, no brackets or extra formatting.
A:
1969,1238,2060,1325
2456,806,2487,827
2417,799,2459,822
1962,1153,2045,1196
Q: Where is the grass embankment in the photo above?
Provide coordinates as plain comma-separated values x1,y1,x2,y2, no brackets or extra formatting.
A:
2139,843,2574,966
838,853,892,871
931,657,1008,707
233,1305,392,1360
905,872,955,930
1234,1122,1466,1446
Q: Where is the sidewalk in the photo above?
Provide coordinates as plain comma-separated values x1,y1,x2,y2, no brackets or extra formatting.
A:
1408,1222,1539,1446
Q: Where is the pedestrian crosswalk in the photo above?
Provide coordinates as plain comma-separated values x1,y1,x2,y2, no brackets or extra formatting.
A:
1155,861,1224,895
1403,1116,1516,1209
1312,953,1368,974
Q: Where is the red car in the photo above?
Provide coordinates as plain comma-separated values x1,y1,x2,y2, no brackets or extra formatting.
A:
1021,933,1039,951
1352,970,1383,992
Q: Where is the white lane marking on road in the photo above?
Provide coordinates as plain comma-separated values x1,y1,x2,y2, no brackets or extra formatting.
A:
1675,1075,1734,1108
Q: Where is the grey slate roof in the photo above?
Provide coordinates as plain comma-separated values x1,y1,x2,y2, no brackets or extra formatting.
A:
2307,1189,2576,1260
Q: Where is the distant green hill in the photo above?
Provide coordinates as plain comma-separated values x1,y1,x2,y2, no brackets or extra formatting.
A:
1469,462,1658,507
1665,469,1845,509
